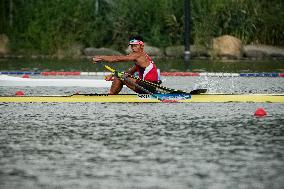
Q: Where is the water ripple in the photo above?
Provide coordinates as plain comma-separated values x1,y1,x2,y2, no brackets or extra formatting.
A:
0,77,284,189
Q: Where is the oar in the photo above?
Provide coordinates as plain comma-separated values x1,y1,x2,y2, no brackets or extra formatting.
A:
104,65,180,102
104,65,186,93
189,88,207,95
104,65,207,95
127,73,207,94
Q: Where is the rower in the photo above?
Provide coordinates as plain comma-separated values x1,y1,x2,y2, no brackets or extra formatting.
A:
92,36,160,94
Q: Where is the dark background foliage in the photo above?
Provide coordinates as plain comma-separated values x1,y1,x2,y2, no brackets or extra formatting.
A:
0,0,283,54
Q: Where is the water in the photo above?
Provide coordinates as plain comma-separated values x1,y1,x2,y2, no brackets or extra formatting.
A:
1,103,284,189
0,58,284,73
0,76,284,189
0,76,284,95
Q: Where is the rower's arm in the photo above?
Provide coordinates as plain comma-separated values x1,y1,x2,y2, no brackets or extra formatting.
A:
126,65,137,75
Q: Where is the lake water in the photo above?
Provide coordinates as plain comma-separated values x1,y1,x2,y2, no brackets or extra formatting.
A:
0,58,284,73
0,75,284,189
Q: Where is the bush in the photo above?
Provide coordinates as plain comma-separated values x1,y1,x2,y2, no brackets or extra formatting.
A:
0,0,282,54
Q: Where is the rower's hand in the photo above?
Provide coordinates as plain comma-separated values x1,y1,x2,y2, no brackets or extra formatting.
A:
123,72,130,77
92,56,102,63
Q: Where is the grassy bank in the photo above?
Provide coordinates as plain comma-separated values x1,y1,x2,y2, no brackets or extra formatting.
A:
0,0,283,54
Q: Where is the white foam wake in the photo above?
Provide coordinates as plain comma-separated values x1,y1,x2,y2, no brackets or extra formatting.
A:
0,75,111,87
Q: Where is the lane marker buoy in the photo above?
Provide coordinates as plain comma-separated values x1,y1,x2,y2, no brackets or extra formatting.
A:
15,91,25,96
254,108,267,117
22,74,30,78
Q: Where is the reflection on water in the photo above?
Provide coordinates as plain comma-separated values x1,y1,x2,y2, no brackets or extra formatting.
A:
0,77,284,189
0,58,284,72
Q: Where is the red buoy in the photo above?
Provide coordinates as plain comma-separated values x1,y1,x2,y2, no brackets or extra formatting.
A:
254,108,267,117
15,91,25,96
22,74,30,78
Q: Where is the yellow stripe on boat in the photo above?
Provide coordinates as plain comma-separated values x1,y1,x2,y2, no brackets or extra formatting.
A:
0,94,284,103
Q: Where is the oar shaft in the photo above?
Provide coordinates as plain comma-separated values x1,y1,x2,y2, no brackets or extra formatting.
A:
127,74,186,94
122,75,155,95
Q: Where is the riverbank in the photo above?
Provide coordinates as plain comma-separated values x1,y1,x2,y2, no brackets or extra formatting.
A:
1,45,284,61
1,35,284,61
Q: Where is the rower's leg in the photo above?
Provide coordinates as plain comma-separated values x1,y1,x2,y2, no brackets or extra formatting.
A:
109,77,139,94
123,77,138,92
109,77,123,94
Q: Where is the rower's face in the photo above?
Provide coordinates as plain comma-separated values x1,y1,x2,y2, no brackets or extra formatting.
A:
130,44,143,52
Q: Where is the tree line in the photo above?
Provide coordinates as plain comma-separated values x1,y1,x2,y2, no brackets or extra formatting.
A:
0,0,283,54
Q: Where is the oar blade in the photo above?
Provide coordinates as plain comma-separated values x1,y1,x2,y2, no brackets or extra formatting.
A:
189,89,207,94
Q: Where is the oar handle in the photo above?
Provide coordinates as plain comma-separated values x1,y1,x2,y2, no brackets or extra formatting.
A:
104,65,115,73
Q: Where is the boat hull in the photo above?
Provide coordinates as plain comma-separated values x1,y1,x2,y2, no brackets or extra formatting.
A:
0,94,284,103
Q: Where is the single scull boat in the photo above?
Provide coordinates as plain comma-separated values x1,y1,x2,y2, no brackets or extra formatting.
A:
0,93,283,103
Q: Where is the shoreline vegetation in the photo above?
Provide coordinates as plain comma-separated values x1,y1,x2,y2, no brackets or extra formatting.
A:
0,0,283,61
1,34,284,61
